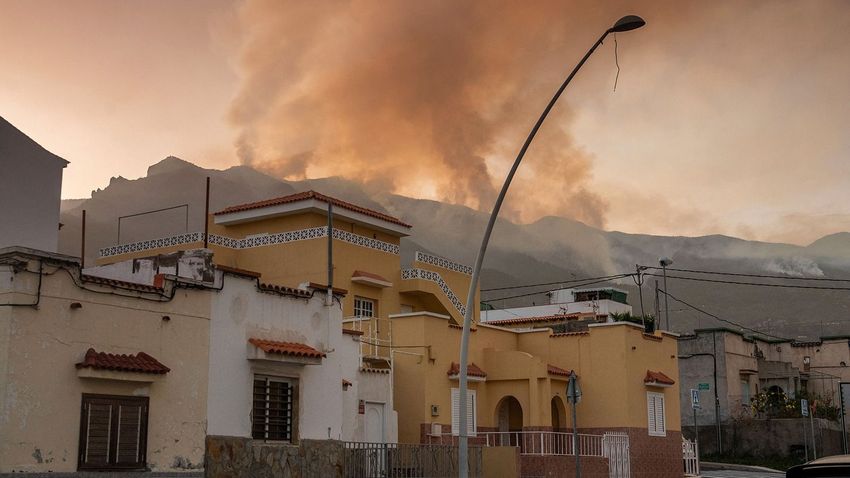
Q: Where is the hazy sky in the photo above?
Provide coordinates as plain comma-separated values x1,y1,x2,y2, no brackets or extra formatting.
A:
2,0,849,245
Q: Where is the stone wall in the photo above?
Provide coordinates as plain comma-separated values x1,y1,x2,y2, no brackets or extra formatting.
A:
205,436,343,478
683,418,845,458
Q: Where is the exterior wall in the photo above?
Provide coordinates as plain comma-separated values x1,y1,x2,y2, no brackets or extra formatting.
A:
788,339,850,403
0,252,210,473
0,119,67,252
678,330,734,426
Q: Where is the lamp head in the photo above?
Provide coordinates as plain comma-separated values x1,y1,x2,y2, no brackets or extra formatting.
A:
659,257,673,267
610,15,646,33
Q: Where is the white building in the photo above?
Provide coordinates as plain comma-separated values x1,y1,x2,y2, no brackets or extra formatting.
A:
480,287,633,323
0,117,68,252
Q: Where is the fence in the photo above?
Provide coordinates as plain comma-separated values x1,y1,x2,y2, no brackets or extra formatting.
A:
477,431,605,457
343,442,482,478
682,439,699,476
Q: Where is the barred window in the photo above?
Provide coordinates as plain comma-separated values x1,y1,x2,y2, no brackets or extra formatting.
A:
252,376,295,442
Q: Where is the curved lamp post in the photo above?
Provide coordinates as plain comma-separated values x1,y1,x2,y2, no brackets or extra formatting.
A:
457,15,646,477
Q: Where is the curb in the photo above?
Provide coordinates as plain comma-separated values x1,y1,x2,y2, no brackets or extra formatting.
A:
701,461,784,473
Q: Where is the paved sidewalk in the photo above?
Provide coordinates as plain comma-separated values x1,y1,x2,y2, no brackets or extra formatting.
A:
701,470,784,478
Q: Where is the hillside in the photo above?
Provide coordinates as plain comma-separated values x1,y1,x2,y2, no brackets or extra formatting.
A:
59,157,850,339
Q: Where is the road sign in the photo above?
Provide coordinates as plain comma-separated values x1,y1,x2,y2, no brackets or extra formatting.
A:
801,398,809,417
698,383,710,391
691,389,701,409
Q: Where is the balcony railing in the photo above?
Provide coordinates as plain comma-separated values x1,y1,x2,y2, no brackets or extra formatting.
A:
430,431,605,457
343,316,392,366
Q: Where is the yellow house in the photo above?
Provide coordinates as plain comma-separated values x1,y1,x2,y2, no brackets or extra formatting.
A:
97,190,684,478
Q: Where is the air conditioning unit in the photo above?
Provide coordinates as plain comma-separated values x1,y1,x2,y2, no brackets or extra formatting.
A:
430,423,442,436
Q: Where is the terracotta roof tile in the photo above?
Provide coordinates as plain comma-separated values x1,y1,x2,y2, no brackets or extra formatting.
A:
352,270,391,283
216,264,262,278
258,282,313,298
76,348,170,374
360,366,391,374
80,274,164,293
487,314,606,326
447,362,487,378
448,323,477,332
214,190,412,228
249,338,326,359
547,364,573,377
644,370,675,385
551,331,590,338
307,282,349,296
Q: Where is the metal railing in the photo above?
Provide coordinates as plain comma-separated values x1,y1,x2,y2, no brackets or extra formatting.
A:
432,431,604,457
343,442,482,478
683,438,699,476
343,316,393,366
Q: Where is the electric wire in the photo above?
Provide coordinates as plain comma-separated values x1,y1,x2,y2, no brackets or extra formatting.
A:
481,273,635,303
642,265,850,283
481,273,635,292
645,273,850,291
659,289,791,341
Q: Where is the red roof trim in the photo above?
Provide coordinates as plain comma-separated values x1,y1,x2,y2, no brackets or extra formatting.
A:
487,314,606,326
76,348,170,374
644,370,675,385
547,364,573,377
551,331,590,338
448,323,477,332
352,270,391,283
214,190,412,228
216,264,262,278
249,338,326,359
342,328,365,336
307,282,349,296
447,362,487,378
258,282,312,298
80,274,164,293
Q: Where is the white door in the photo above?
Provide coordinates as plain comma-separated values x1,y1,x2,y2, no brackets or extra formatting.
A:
365,402,386,443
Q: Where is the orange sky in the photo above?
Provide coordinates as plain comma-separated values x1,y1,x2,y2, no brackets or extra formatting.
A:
2,0,849,245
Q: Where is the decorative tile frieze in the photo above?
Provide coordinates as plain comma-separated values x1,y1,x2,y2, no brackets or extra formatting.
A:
401,268,466,317
414,251,473,275
99,226,399,257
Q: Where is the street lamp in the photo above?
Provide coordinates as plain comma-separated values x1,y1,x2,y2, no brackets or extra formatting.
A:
678,353,722,455
659,257,673,330
456,15,646,477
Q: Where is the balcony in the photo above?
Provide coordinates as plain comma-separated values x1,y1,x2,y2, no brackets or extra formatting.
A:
343,315,393,368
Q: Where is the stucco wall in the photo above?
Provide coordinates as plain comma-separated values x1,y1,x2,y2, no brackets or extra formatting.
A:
0,256,210,473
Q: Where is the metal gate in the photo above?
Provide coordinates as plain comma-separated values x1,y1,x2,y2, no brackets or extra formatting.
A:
602,432,630,478
682,438,699,476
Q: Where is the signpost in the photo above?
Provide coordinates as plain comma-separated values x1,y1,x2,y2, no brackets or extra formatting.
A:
568,372,582,478
801,398,809,461
698,383,710,391
691,388,701,464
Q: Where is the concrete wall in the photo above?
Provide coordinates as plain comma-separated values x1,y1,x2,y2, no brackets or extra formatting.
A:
684,417,845,458
0,252,210,473
0,118,67,252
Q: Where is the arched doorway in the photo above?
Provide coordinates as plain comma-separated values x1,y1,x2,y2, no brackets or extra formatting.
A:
551,396,567,431
494,396,523,447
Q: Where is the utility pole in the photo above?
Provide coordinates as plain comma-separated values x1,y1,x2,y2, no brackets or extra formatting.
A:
568,371,582,478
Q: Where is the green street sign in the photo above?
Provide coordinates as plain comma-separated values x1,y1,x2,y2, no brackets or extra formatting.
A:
698,383,710,391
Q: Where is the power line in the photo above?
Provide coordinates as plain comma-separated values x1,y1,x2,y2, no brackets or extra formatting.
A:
481,273,634,292
644,273,850,291
481,274,635,303
660,289,791,341
642,265,850,283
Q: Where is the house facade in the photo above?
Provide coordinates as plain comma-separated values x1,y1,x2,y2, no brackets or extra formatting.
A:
96,190,684,478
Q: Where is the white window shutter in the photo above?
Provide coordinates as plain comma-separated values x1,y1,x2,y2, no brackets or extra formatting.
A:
451,388,460,435
451,388,476,436
647,392,666,436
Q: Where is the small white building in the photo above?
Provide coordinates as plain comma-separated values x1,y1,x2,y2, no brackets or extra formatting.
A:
480,286,633,323
0,117,68,252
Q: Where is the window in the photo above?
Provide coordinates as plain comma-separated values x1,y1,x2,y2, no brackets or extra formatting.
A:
78,394,148,471
646,392,666,437
450,388,477,437
354,297,376,318
252,376,295,442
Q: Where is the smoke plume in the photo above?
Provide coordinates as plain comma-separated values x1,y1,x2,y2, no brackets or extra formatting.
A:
228,0,614,227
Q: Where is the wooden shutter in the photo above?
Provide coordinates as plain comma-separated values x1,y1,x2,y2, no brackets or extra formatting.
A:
79,395,148,471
